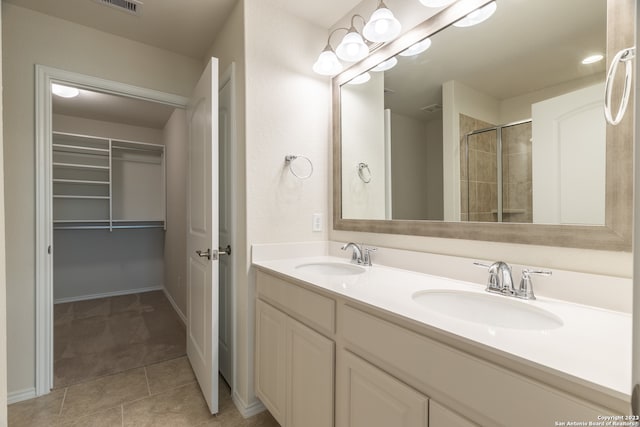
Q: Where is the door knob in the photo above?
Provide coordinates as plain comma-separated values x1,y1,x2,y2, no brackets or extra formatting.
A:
196,249,211,260
218,245,231,256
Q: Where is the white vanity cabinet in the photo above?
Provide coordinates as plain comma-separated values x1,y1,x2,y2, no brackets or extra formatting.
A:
255,272,335,427
254,268,625,427
336,350,428,427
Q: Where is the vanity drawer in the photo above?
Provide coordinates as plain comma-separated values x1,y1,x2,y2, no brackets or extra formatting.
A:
256,270,336,336
341,305,606,427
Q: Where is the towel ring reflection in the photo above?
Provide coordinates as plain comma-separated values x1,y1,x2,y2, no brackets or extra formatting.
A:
357,162,371,183
285,155,313,179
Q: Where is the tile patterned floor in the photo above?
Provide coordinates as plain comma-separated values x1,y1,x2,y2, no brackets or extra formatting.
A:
8,356,280,427
54,291,186,388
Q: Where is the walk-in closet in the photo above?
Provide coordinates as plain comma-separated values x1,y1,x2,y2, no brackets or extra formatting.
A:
50,85,187,387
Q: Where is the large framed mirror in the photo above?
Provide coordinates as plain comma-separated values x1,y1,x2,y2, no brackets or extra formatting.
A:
332,0,634,251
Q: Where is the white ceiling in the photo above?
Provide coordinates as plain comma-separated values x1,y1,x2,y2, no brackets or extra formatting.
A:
4,0,361,59
10,0,364,128
52,88,176,129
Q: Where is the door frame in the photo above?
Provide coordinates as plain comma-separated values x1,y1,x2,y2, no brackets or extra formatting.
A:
218,63,237,390
34,65,188,395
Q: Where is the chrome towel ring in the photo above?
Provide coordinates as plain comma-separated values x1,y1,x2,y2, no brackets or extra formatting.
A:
604,46,635,125
285,155,313,179
358,162,371,183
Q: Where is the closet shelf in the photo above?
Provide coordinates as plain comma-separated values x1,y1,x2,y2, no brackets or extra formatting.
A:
52,144,110,155
53,162,110,171
53,179,110,185
52,131,165,231
53,195,110,200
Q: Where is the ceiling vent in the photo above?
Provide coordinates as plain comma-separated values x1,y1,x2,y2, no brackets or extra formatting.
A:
420,104,442,114
94,0,143,16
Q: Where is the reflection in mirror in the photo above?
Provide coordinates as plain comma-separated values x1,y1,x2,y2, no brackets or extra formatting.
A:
340,0,607,226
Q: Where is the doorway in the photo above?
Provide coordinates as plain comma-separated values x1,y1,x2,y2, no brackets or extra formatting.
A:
34,65,235,409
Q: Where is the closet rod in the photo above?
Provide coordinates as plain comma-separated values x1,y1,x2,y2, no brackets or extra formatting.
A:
112,145,164,153
54,225,165,230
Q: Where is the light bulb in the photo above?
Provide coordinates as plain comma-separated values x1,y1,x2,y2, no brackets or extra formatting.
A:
363,7,402,43
371,57,398,72
313,49,343,76
348,73,371,85
398,38,432,57
582,54,604,65
336,31,369,62
453,1,497,27
51,83,80,98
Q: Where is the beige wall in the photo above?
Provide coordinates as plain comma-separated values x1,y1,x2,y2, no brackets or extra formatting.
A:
0,2,8,422
163,108,188,317
242,0,331,412
341,73,386,220
2,2,202,396
53,114,163,143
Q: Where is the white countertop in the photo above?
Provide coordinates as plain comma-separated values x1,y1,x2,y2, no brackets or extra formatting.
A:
253,255,632,399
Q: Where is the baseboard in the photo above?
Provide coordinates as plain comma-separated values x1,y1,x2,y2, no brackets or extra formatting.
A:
8,387,36,405
53,286,163,304
162,288,187,325
232,390,266,418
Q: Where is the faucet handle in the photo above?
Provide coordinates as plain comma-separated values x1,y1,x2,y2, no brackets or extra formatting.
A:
363,247,377,266
517,268,552,300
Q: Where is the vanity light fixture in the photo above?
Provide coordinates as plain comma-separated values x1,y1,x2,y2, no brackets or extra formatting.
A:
371,57,398,72
582,54,604,65
313,1,401,76
418,0,456,7
51,83,80,98
313,42,344,76
399,38,432,56
348,72,372,85
453,1,497,27
336,21,370,62
363,0,402,43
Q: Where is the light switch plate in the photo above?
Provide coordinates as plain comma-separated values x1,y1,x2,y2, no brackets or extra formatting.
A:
312,213,322,232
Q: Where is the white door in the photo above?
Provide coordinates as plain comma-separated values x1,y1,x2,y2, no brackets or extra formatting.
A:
186,57,219,414
531,83,606,225
218,72,233,386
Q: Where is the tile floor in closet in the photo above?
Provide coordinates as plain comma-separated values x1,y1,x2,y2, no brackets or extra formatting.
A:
8,291,279,426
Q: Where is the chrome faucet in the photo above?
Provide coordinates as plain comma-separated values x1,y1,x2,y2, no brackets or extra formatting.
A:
482,261,515,295
341,242,377,266
474,261,552,300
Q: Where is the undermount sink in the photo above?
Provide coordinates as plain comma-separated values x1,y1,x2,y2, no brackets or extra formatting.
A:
295,262,366,276
412,290,563,331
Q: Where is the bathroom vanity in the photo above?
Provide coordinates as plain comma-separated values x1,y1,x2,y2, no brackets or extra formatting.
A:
254,255,630,427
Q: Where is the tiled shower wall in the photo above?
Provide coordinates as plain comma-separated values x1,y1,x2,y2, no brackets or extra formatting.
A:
459,115,532,223
460,114,497,222
502,122,532,223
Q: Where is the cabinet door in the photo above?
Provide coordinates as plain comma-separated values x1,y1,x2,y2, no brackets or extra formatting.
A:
429,401,477,427
337,351,428,427
287,318,334,427
255,300,287,425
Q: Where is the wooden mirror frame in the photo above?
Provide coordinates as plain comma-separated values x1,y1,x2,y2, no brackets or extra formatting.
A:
332,0,634,251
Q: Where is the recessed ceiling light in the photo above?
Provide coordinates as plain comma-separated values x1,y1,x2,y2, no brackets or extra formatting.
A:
582,54,604,65
453,1,497,28
52,84,80,98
